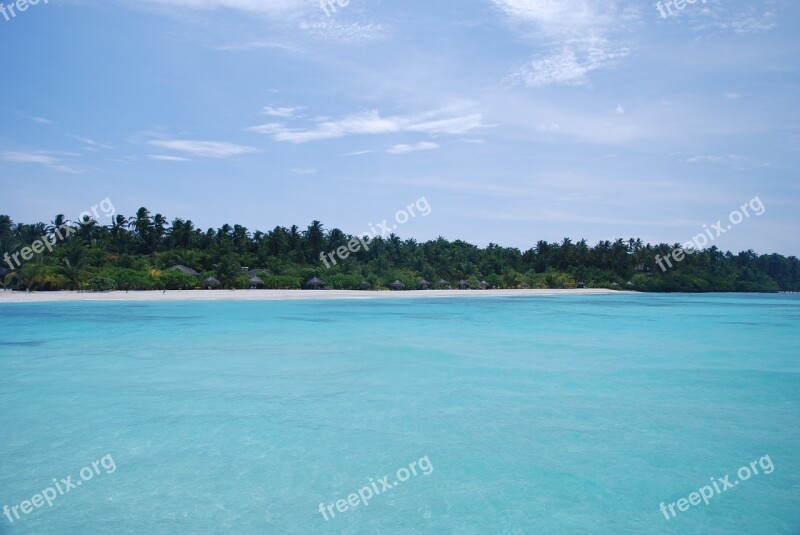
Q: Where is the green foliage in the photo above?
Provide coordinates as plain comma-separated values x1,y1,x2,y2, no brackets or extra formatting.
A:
88,276,117,292
158,270,197,290
1,209,797,293
102,267,157,290
263,275,302,289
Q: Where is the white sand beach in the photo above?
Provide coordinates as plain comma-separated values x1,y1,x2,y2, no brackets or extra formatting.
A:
0,288,625,303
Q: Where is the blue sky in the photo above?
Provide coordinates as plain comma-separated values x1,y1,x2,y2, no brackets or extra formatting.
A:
1,0,798,255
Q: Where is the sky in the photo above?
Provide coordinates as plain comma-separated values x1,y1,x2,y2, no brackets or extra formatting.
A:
0,0,798,255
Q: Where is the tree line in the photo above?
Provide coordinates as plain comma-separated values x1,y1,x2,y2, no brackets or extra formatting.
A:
1,208,797,292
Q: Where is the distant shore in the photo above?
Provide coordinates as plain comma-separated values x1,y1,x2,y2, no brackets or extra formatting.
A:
0,288,625,303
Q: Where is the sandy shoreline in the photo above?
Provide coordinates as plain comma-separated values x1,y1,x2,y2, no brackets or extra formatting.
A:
0,288,625,303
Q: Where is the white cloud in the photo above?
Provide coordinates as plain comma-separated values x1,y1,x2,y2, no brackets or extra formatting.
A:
509,43,629,87
0,151,80,173
247,103,484,144
494,0,634,88
387,142,439,154
615,104,625,114
732,11,777,34
262,105,305,118
73,136,113,150
492,0,613,35
290,167,317,174
148,154,192,161
148,140,261,158
33,117,52,125
685,154,740,164
724,91,742,100
136,0,310,17
298,21,385,43
345,150,372,156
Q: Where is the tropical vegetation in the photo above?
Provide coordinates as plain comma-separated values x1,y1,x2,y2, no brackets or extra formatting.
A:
1,209,797,293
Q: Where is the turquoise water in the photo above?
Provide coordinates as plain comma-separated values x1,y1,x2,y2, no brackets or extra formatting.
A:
0,294,798,534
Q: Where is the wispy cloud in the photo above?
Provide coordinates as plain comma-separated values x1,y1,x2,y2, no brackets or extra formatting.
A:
387,142,440,154
148,154,192,161
290,167,317,174
135,0,310,17
148,140,261,158
298,20,385,43
72,136,113,151
507,42,629,87
724,91,742,100
0,151,80,173
247,102,484,144
32,117,52,125
685,154,741,164
262,105,305,118
494,0,634,87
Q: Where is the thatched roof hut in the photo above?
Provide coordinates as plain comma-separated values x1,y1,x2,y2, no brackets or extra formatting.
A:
202,277,221,289
457,279,468,290
306,277,325,290
625,281,636,288
249,276,265,288
437,279,451,289
418,279,430,289
480,280,490,289
360,280,372,290
577,281,586,289
389,280,405,291
167,265,200,277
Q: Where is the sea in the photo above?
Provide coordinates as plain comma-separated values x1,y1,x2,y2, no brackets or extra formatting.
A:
1,293,798,534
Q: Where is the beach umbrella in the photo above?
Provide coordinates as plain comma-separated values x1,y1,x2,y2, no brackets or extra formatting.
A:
167,265,200,277
437,279,451,289
457,279,468,290
202,277,221,289
480,280,490,289
389,280,405,291
248,276,265,289
418,279,430,289
306,277,325,289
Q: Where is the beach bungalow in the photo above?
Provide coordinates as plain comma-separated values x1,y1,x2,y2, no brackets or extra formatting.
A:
437,279,451,289
248,276,265,289
418,279,430,290
457,280,468,290
480,280,490,289
390,280,405,291
167,265,200,277
360,280,372,290
202,277,221,289
306,277,325,290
